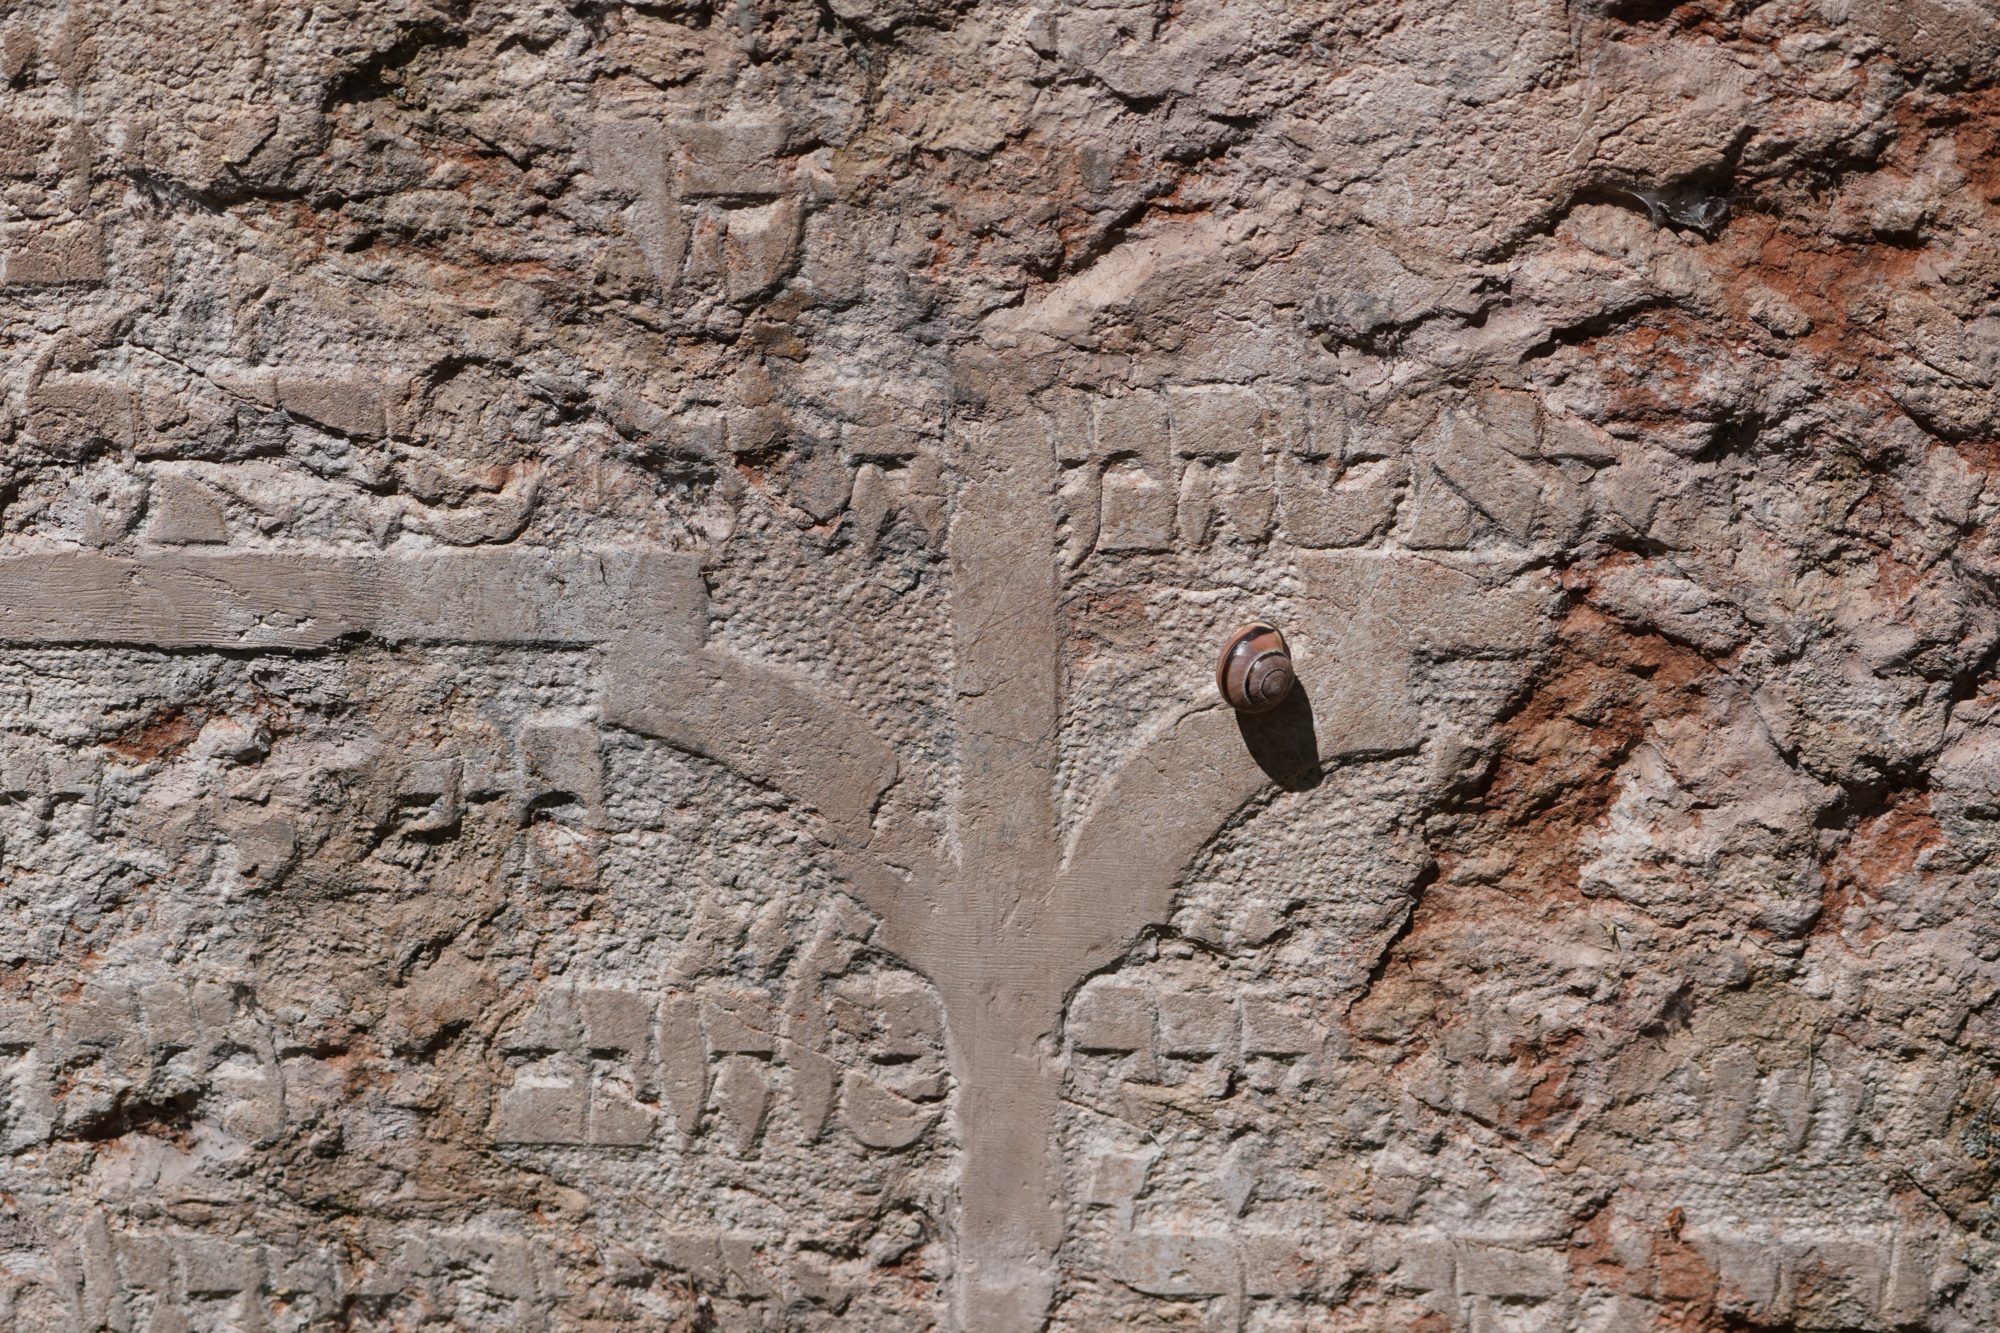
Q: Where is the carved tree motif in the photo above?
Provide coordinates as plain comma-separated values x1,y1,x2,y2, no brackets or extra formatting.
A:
605,394,1552,1330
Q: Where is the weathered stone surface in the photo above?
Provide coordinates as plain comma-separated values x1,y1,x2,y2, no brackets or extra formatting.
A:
2,2,2000,1330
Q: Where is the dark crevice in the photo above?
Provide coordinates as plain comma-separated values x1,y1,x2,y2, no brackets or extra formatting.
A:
1346,860,1435,1017
1575,181,1732,236
1599,0,1689,20
1519,297,1673,361
322,22,469,111
65,1087,205,1142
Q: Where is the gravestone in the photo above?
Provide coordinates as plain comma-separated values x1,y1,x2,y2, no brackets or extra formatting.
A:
2,3,1998,1331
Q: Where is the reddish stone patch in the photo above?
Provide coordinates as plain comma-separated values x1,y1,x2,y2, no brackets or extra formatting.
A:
1837,792,1944,886
1566,1206,1756,1333
1567,1207,1642,1295
102,706,201,763
1346,585,1721,1136
1938,83,2000,207
1511,1030,1586,1136
1473,590,1716,898
1819,791,1947,945
1653,1227,1730,1327
1069,585,1154,669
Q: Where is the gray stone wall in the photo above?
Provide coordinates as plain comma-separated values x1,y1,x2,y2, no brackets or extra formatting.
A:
2,0,1999,1329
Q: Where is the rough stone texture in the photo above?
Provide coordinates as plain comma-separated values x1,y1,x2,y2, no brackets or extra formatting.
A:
2,0,2000,1329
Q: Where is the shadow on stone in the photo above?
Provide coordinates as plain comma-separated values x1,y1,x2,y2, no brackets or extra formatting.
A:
1236,683,1322,792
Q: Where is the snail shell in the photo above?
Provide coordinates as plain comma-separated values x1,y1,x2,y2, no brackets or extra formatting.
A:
1216,621,1295,713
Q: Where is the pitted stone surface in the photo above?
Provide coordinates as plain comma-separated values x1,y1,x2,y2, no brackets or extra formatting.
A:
2,2,2000,1330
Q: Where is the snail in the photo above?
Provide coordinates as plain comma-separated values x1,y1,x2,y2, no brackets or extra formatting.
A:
1216,621,1295,713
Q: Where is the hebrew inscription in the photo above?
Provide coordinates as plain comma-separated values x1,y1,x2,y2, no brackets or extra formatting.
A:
5,3,2000,1331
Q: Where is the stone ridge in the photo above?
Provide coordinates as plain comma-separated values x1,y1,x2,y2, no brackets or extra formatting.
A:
0,1,1998,1331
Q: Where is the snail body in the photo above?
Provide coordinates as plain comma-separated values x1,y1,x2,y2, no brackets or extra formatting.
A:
1216,622,1295,713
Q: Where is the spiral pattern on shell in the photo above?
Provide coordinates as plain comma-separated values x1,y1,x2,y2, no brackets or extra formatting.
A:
1216,621,1295,713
